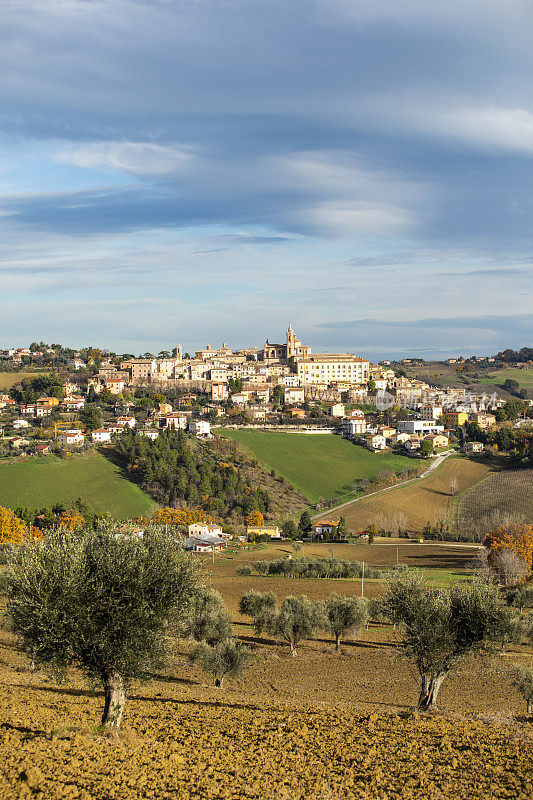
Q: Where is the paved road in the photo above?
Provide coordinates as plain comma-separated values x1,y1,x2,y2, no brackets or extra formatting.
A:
311,450,456,521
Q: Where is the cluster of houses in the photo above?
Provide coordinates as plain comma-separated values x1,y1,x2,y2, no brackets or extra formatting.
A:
2,329,528,458
338,404,499,453
183,522,281,551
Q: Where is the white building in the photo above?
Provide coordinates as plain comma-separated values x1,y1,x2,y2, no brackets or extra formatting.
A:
58,430,84,446
139,429,160,440
397,420,445,436
91,428,112,443
12,419,29,429
188,420,211,437
188,523,226,538
327,402,345,417
284,387,305,404
297,354,370,386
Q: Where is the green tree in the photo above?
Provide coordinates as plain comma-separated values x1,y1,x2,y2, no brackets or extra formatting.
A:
282,519,298,539
383,573,515,710
190,639,252,687
322,594,368,651
183,586,232,645
7,527,198,728
419,439,433,457
239,590,276,617
253,595,323,656
80,403,103,432
298,510,312,534
337,517,349,539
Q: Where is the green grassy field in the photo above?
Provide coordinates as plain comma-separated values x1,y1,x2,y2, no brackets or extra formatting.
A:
0,452,156,519
217,430,422,503
481,366,533,390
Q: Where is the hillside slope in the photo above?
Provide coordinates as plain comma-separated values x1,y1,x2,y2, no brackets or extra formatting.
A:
0,452,156,519
218,429,422,503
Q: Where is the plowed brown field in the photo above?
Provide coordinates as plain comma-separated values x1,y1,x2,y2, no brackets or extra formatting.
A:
340,457,494,532
0,616,532,799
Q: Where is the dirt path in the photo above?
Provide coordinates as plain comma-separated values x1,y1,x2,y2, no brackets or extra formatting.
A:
311,450,456,520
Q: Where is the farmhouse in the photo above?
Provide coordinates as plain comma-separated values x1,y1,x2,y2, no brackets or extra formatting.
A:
313,519,340,537
188,523,226,538
246,525,281,539
91,428,112,443
464,441,485,454
184,535,226,552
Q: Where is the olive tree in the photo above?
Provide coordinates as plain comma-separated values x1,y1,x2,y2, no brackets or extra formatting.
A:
183,586,232,645
6,527,198,729
238,589,276,617
190,639,252,687
511,666,533,714
254,595,323,656
322,594,368,651
383,572,515,711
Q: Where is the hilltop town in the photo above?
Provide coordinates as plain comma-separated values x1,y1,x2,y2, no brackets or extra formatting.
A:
1,326,531,462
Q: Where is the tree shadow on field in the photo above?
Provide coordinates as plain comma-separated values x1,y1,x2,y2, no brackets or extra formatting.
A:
420,487,452,497
408,554,473,569
0,721,50,741
9,682,271,715
145,672,198,686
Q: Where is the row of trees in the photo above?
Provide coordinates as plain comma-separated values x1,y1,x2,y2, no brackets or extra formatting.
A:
3,527,533,729
249,556,381,579
239,576,529,711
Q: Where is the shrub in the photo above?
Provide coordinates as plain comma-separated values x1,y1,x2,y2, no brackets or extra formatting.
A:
190,639,252,687
511,666,533,714
182,586,232,645
236,565,253,576
254,595,323,656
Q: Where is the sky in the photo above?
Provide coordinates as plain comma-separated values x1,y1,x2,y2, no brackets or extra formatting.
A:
1,0,532,359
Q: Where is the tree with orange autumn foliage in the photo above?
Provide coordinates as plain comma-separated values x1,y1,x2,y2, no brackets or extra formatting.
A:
0,507,27,544
56,510,85,531
152,507,212,527
0,507,43,544
245,510,264,527
484,523,533,574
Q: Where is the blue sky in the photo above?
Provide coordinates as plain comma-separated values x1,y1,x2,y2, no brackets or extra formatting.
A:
1,0,532,358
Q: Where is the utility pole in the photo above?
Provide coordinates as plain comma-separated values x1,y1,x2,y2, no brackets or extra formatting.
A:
361,560,364,598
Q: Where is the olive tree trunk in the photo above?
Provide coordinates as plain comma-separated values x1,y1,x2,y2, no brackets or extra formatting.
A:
418,672,447,711
527,698,532,714
101,671,125,729
335,633,341,652
213,675,223,688
289,639,297,656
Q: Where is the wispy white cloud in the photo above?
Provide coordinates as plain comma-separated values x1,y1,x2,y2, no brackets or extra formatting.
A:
55,141,196,176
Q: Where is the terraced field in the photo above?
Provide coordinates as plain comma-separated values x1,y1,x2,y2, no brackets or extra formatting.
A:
338,457,495,533
458,468,533,529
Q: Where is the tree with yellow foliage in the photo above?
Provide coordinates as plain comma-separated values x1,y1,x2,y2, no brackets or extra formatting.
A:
152,507,212,527
0,507,27,544
484,523,533,573
245,510,264,527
